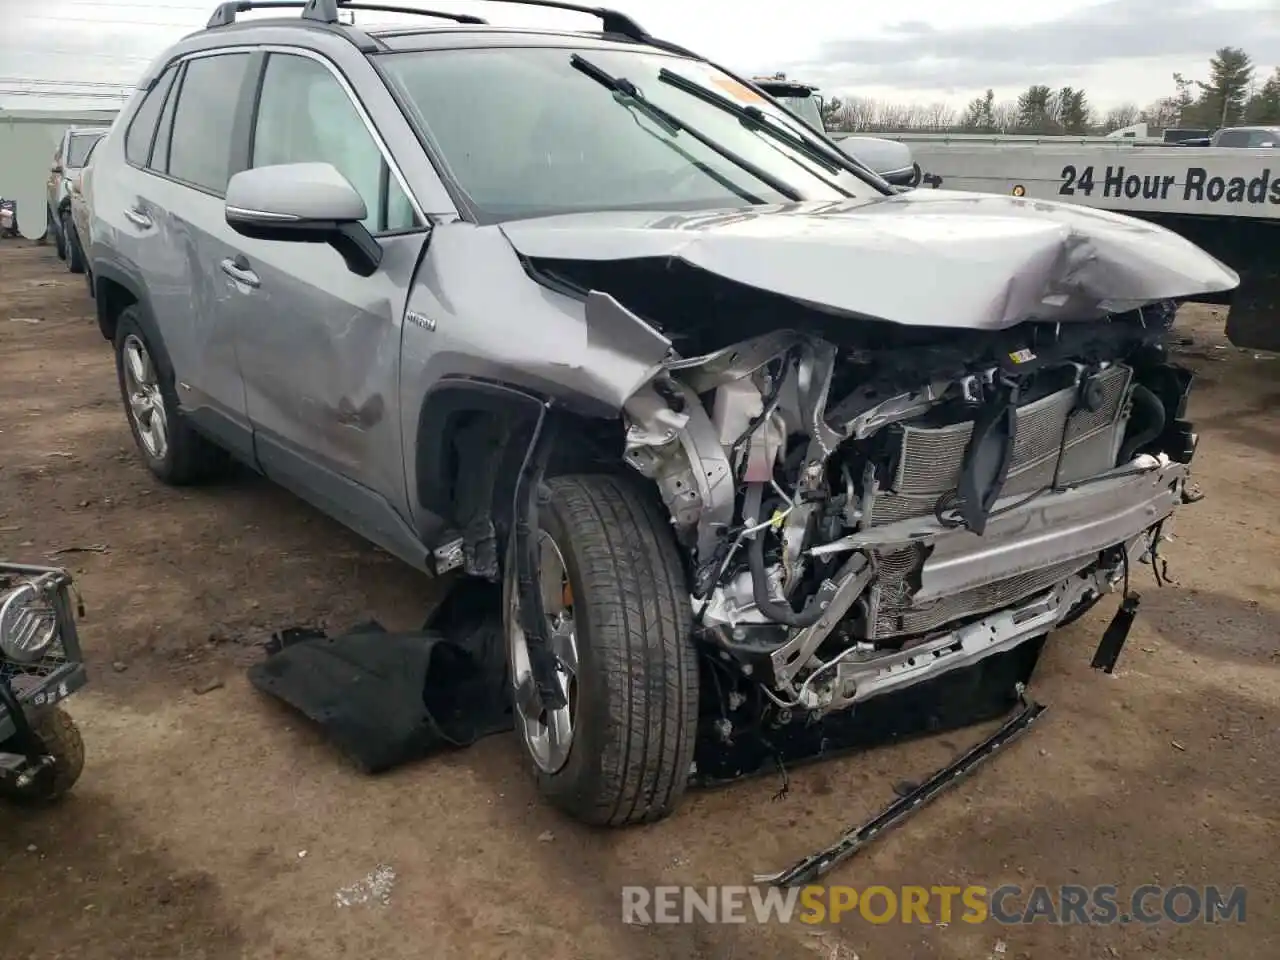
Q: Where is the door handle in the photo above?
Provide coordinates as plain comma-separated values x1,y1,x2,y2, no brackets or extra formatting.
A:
220,255,260,289
123,207,152,229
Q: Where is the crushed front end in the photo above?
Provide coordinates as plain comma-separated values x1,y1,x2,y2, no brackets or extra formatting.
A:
620,305,1198,779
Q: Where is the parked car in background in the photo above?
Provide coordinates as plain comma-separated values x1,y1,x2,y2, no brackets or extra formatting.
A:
1209,126,1280,147
45,126,109,269
1174,126,1280,148
0,198,17,239
751,73,920,187
66,136,103,289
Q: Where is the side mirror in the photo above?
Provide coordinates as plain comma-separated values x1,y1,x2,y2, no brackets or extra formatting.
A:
51,163,62,174
225,162,382,277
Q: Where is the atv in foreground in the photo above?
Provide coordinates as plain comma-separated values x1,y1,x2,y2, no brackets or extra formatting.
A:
0,563,87,803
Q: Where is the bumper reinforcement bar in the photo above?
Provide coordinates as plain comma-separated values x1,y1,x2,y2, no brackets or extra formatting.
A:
753,690,1048,887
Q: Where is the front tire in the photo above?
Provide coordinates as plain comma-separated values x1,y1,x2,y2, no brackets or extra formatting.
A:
0,707,85,804
114,307,229,485
504,473,699,826
63,212,84,274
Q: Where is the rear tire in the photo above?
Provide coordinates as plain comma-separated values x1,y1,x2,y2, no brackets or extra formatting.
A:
504,473,699,826
0,707,85,804
114,307,229,485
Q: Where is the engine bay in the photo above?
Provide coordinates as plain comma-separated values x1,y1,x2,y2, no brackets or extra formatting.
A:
616,298,1197,719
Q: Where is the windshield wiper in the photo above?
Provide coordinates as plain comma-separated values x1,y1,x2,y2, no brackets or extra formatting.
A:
657,67,877,185
569,54,803,202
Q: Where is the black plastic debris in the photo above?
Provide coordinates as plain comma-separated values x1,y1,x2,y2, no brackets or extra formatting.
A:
248,581,512,774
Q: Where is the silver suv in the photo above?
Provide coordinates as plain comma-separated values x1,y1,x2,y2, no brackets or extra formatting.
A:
90,0,1237,826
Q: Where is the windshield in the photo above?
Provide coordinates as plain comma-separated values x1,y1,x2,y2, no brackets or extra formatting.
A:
774,95,826,134
66,133,103,168
380,47,873,222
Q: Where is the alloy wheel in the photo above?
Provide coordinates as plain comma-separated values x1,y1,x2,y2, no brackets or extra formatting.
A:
121,334,169,461
508,531,580,774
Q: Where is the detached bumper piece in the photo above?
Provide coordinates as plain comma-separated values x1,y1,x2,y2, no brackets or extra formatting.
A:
754,693,1047,887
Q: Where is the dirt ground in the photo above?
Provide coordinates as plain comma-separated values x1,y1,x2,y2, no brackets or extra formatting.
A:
0,239,1277,960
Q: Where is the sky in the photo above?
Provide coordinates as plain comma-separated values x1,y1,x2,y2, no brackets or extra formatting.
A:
1,0,1278,114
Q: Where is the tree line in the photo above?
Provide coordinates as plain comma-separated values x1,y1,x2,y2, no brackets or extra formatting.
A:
820,47,1280,136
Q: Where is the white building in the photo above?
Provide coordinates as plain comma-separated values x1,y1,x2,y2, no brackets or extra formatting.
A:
0,107,120,239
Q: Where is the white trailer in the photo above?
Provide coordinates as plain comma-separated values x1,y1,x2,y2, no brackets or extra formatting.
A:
876,135,1280,350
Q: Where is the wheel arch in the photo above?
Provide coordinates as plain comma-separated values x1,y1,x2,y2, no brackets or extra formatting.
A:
413,378,625,579
91,264,165,362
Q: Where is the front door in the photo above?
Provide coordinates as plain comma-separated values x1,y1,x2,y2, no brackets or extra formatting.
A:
220,50,427,529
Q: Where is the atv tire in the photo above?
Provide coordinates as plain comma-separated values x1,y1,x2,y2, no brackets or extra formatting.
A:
0,706,85,804
504,473,699,826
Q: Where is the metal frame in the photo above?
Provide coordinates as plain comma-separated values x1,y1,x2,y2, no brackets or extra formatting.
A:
0,564,88,746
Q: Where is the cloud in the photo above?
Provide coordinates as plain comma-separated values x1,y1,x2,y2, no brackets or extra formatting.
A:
803,0,1280,92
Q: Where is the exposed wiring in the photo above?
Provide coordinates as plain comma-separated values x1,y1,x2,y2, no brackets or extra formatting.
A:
771,476,795,508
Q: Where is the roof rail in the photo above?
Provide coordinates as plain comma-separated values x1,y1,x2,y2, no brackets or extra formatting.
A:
207,1,309,28
475,0,654,43
207,0,486,28
318,1,487,24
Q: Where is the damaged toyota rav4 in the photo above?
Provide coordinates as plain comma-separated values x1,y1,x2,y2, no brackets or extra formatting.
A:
92,1,1238,829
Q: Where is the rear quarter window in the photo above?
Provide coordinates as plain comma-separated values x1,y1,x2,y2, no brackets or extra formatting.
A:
124,67,178,166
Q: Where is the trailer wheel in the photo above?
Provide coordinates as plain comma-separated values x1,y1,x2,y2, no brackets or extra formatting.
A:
0,706,85,804
504,473,699,826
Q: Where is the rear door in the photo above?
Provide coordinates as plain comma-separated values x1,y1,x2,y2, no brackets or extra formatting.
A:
224,49,427,526
134,49,260,462
70,138,100,247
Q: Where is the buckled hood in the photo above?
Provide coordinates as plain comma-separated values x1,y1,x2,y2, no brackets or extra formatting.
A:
500,190,1240,330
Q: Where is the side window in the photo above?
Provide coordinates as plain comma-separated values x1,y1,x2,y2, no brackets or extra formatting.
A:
251,53,417,233
167,52,253,194
124,66,177,166
1216,131,1247,147
1248,130,1277,147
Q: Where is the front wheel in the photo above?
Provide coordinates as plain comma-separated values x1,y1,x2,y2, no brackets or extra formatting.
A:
504,473,700,826
45,209,64,258
63,212,84,274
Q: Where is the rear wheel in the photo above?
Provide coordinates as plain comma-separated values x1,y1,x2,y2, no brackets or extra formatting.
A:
114,307,229,485
0,707,85,804
504,473,699,826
